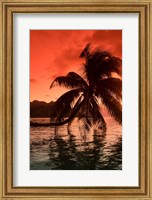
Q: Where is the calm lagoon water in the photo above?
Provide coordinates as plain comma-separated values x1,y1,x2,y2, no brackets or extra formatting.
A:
30,117,122,170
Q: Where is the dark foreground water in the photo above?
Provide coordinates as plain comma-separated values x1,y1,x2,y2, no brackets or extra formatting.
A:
30,117,122,170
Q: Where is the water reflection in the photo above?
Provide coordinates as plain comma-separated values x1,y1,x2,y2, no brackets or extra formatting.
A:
30,117,122,170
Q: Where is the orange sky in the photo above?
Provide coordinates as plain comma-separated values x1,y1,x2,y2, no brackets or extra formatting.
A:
30,30,122,102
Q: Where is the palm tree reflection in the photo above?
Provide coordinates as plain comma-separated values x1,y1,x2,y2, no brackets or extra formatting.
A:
48,126,121,170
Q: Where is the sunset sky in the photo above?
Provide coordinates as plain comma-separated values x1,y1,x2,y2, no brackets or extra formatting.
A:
30,30,122,102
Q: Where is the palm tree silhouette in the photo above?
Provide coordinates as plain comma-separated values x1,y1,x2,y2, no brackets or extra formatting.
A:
49,43,122,131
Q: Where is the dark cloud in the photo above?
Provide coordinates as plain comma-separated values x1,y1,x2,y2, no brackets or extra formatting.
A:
46,45,83,80
83,30,122,58
84,30,121,43
30,78,37,83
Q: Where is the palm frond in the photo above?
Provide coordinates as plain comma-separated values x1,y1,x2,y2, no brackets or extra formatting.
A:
82,45,122,83
99,56,122,78
50,95,85,126
50,72,88,89
79,43,92,59
90,96,107,129
96,78,122,100
78,95,107,131
97,89,122,124
51,88,81,123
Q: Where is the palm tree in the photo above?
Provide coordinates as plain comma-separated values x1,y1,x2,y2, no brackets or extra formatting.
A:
49,43,122,131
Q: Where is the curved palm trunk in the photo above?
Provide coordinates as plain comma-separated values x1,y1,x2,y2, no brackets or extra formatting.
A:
30,98,84,127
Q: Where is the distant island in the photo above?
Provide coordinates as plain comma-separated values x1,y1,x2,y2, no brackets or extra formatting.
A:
30,100,56,118
30,100,109,119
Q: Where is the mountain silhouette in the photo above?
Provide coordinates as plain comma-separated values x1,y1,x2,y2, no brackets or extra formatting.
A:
30,100,56,118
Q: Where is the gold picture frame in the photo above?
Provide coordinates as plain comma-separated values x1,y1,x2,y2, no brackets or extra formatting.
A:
0,0,152,199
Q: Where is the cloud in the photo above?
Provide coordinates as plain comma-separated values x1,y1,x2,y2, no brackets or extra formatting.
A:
30,78,37,83
30,30,122,102
45,45,83,80
83,30,122,58
45,94,50,97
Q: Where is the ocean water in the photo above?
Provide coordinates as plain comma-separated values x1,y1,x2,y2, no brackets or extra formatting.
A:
30,117,122,170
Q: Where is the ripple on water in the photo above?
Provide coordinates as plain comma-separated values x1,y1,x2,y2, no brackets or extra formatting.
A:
30,117,122,170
